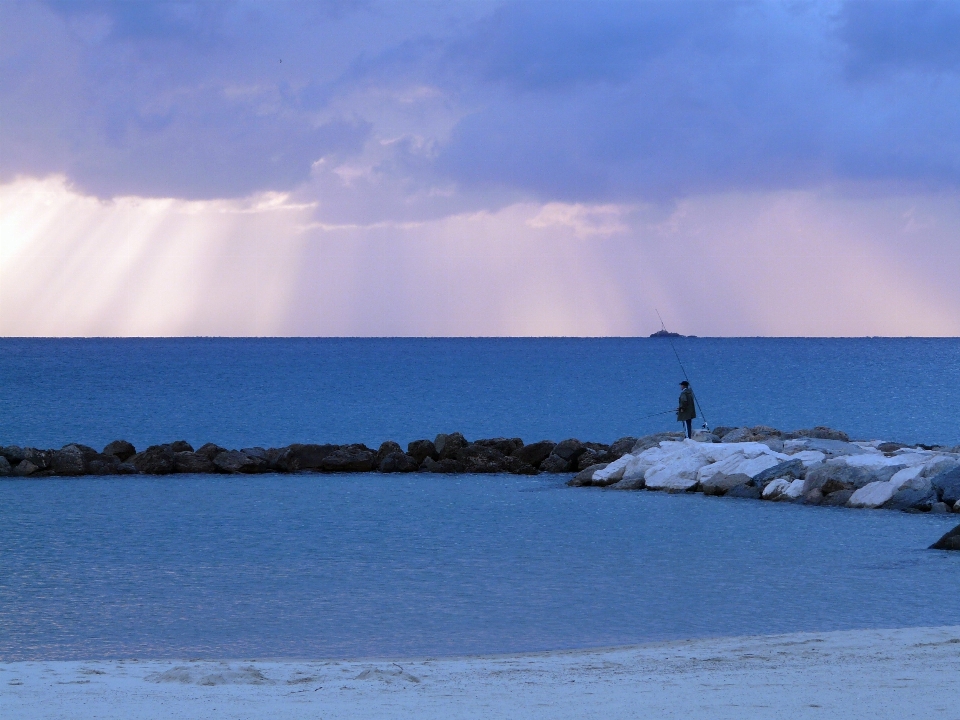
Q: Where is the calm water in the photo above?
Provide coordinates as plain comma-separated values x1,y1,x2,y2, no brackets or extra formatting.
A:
1,338,959,449
1,473,958,661
1,338,959,661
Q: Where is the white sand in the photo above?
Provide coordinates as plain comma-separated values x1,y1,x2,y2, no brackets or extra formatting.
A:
3,626,959,719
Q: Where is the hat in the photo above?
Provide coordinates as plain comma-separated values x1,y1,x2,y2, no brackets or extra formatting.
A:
679,380,689,387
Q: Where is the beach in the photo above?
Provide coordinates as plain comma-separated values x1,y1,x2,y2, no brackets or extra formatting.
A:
4,625,959,719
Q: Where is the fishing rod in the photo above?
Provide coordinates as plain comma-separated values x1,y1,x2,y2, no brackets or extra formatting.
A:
638,409,677,420
655,309,710,431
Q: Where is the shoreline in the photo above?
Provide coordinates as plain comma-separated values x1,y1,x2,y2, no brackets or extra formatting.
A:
4,626,959,719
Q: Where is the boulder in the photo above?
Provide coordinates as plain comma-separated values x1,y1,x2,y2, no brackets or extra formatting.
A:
378,452,419,473
420,457,464,473
539,453,574,473
726,484,762,499
103,440,136,461
434,433,468,460
552,439,586,463
14,460,39,476
762,478,805,501
931,466,960,506
174,451,216,473
500,455,538,475
882,482,937,512
1,446,26,464
86,456,122,475
608,474,646,491
929,524,960,551
752,459,805,488
930,502,951,514
457,445,507,473
644,453,705,492
473,437,524,456
375,441,404,466
576,450,603,471
568,463,608,487
213,451,261,474
631,433,683,454
822,488,855,506
169,440,194,453
512,441,556,468
783,438,866,458
797,427,849,442
608,437,638,457
692,431,720,443
320,446,375,472
116,462,138,475
0,456,10,476
877,442,907,454
720,427,757,443
406,439,438,464
196,443,228,461
712,426,736,439
130,445,177,474
701,473,752,496
802,459,901,495
274,443,339,472
591,455,632,486
51,446,87,475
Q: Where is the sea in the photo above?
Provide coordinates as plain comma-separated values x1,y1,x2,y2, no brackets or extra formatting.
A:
1,337,959,661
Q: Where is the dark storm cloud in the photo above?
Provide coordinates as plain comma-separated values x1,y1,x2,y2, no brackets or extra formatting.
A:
2,1,959,203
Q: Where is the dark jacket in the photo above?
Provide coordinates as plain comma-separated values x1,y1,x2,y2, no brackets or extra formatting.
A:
677,387,697,421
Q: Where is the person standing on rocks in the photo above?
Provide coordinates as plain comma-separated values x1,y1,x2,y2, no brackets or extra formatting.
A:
677,381,697,439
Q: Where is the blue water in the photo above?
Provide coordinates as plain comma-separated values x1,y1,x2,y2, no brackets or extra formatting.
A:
1,473,958,661
1,338,959,661
1,338,959,449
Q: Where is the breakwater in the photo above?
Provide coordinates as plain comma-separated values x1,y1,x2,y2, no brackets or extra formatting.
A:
3,425,959,517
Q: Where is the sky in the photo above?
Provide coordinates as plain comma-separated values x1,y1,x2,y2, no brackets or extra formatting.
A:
1,0,959,336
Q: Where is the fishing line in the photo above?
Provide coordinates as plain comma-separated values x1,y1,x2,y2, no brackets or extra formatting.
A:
655,309,710,431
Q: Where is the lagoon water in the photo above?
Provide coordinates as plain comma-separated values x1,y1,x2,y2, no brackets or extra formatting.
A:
1,338,959,660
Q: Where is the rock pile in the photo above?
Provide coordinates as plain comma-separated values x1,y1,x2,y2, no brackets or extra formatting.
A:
0,433,640,479
568,425,960,519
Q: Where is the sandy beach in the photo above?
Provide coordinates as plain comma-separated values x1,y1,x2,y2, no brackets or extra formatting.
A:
3,625,959,719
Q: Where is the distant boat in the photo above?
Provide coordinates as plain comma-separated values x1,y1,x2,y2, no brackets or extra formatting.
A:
649,329,696,338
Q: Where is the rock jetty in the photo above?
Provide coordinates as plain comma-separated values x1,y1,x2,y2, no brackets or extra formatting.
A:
568,425,960,522
2,425,959,523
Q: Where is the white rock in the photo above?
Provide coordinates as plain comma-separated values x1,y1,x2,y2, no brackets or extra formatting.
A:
849,481,898,508
762,478,792,499
644,453,709,491
888,465,924,490
783,478,806,499
843,453,917,469
698,453,782,483
592,454,632,483
790,450,826,467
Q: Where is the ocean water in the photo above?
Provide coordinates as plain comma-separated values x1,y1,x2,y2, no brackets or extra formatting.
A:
1,337,959,449
1,338,959,661
1,473,958,661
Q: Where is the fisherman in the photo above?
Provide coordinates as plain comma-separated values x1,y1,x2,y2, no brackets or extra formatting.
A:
677,380,696,439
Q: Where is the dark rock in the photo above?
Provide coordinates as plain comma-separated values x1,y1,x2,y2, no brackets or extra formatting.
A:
407,439,438,464
196,443,228,461
213,450,265,474
131,445,177,474
457,445,507,473
631,432,683,453
0,456,11,476
803,461,899,495
473,437,525,456
14,459,39,476
701,473,752,496
931,466,960,506
378,452,419,473
539,453,573,473
552,439,586,463
712,426,736,440
929,523,960,551
500,455,538,475
275,443,339,472
822,489,855,507
930,502,950,514
726,484,762,500
420,457,464,473
608,437,637,456
320,446,375,472
883,486,937,512
51,446,86,475
103,440,136,462
117,463,138,475
240,447,268,460
435,433,468,460
169,440,194,453
693,431,720,443
174,451,216,473
797,426,849,442
610,474,646,491
512,441,556,468
1,445,26,464
576,451,602,471
802,488,824,505
375,441,404,466
877,442,907,454
19,448,51,470
86,459,119,475
752,459,805,488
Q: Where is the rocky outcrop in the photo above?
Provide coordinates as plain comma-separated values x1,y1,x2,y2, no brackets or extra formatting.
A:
435,433,468,460
406,440,437,464
929,524,960,551
275,444,338,472
131,445,177,474
512,441,556,469
103,440,136,462
378,452,419,473
320,445,375,472
213,450,267,474
174,451,216,473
